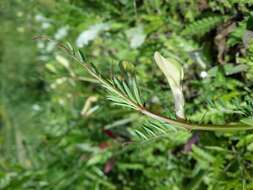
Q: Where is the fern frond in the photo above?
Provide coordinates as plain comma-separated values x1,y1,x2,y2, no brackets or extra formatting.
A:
182,16,228,37
189,99,244,124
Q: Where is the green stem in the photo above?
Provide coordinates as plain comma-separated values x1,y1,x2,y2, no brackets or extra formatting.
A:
140,108,253,131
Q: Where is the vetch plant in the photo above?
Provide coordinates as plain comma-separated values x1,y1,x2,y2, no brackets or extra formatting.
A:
35,37,253,133
5,1,253,189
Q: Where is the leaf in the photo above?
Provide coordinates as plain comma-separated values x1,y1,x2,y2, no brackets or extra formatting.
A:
243,30,253,48
237,134,253,147
77,49,86,62
154,52,185,118
247,142,253,151
55,54,70,68
126,25,146,48
117,163,144,170
112,77,125,93
240,117,253,126
224,64,248,75
182,16,227,37
132,77,142,105
122,81,135,102
66,41,74,52
87,151,111,166
76,23,110,47
191,145,215,163
154,52,183,86
131,120,178,142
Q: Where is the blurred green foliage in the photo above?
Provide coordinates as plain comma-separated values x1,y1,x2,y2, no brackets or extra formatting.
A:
1,0,253,189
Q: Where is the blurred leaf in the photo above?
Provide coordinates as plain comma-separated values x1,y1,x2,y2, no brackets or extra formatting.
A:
126,25,146,48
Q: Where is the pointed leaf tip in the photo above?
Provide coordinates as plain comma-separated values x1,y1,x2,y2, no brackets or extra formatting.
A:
153,51,183,87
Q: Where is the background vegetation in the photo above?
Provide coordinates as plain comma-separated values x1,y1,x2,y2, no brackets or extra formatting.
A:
1,0,253,189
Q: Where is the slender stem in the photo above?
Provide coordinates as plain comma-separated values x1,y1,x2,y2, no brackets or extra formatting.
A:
140,108,253,131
